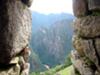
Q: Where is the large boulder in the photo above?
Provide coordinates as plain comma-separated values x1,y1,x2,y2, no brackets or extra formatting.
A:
71,50,95,75
73,0,89,17
0,0,32,63
74,16,100,37
73,35,100,71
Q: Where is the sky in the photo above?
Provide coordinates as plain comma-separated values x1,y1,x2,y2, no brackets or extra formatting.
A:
30,0,73,15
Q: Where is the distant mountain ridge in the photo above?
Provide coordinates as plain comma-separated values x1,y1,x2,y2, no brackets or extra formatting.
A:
31,11,74,31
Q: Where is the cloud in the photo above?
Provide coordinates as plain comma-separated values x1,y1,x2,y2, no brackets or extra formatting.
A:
30,0,73,14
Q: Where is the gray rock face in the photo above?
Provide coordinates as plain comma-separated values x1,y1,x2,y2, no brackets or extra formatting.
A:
95,38,100,59
72,35,85,57
21,63,30,75
73,0,88,17
74,16,100,38
88,0,100,11
71,50,94,75
0,47,31,75
73,35,99,68
0,0,32,63
0,64,20,75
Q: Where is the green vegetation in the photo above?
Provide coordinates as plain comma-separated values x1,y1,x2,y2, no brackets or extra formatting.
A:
30,54,73,75
64,54,72,67
30,65,74,75
57,65,74,75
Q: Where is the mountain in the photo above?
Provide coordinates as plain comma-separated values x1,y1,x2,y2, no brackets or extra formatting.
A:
31,11,74,31
30,12,75,72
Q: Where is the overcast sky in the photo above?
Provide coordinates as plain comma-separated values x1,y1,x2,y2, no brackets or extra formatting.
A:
30,0,73,15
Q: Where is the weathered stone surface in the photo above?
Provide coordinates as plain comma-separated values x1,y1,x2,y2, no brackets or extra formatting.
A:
0,64,20,75
21,63,30,75
72,35,100,70
95,38,100,59
95,71,100,75
21,46,31,62
71,50,94,75
72,35,85,57
88,0,100,11
74,16,100,37
19,56,26,71
9,57,19,64
0,0,32,63
73,0,88,17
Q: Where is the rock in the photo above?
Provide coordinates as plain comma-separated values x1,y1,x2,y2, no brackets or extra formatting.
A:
9,57,19,64
71,50,95,75
21,0,33,7
19,56,26,71
88,0,100,11
73,0,89,17
72,35,85,57
0,0,32,63
20,46,31,62
0,64,20,75
72,0,100,75
95,38,100,59
72,35,100,70
95,71,100,75
21,63,30,75
74,16,100,37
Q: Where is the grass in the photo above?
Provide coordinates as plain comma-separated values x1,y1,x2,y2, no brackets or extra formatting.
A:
30,55,73,75
55,65,74,75
30,65,74,75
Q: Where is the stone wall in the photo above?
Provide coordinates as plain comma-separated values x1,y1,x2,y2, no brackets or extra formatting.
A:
0,0,33,75
71,0,100,75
